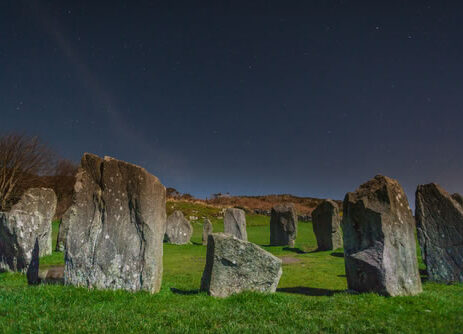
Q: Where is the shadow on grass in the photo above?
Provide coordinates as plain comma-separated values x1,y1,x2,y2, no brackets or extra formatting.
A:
191,241,203,246
277,287,345,297
330,252,344,258
282,247,306,254
170,288,201,295
419,269,428,282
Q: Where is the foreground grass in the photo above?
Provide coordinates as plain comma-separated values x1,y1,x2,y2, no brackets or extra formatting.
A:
1,217,462,333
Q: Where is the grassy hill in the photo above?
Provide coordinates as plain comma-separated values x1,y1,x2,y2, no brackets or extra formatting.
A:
0,201,462,333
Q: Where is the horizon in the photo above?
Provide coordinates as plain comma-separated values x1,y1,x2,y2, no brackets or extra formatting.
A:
2,1,462,208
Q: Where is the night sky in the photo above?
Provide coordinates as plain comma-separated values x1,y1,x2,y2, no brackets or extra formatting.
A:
1,1,462,205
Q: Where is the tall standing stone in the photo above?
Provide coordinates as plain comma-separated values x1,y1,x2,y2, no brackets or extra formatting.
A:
200,233,282,297
164,210,193,245
223,208,247,241
342,175,422,296
56,206,72,252
64,153,166,293
202,219,213,245
0,187,56,283
312,199,342,251
415,183,463,283
270,203,297,247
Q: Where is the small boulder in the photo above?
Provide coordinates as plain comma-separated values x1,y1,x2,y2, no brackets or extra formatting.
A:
202,219,213,245
200,233,282,297
270,204,297,247
312,200,342,251
64,153,166,293
223,208,247,241
342,175,422,296
164,210,193,245
415,183,463,283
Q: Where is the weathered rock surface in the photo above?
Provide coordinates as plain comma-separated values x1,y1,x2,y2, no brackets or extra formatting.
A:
312,199,342,251
223,208,247,241
0,187,56,284
270,204,298,247
342,175,422,296
415,183,463,283
164,210,192,245
64,153,166,293
200,233,282,297
451,192,463,206
10,188,56,257
56,206,72,252
202,219,213,245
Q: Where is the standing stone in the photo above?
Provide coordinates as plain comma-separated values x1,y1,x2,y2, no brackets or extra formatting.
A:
0,188,56,284
202,219,213,245
451,193,463,206
312,199,342,251
415,183,463,283
64,153,166,293
270,204,298,247
200,233,282,297
223,208,247,241
164,210,193,245
342,175,422,296
56,206,72,252
9,188,57,257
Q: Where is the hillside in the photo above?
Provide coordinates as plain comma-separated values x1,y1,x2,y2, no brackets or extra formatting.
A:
205,194,342,216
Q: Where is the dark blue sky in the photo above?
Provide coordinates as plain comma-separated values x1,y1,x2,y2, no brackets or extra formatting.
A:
1,1,462,205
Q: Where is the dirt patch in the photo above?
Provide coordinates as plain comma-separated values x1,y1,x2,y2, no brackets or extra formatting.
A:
279,256,302,265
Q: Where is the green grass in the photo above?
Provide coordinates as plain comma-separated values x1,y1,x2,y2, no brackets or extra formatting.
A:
1,216,462,333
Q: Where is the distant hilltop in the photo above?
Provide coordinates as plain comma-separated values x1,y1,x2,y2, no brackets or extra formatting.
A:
166,188,342,217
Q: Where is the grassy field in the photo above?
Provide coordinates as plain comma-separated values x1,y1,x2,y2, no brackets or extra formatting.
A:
1,214,462,333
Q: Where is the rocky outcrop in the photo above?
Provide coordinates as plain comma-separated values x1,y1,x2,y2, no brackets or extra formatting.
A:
270,204,298,247
202,219,213,245
415,183,463,283
64,153,166,293
312,199,342,251
223,208,247,241
0,188,56,284
200,233,282,297
164,210,193,245
342,175,422,296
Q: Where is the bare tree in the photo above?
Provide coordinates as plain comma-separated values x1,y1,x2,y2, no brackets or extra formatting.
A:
49,158,78,218
0,134,55,211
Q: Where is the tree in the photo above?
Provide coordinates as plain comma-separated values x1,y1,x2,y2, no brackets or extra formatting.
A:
0,134,55,211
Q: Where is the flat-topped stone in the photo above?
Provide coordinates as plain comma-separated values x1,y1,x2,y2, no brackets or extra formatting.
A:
64,153,166,293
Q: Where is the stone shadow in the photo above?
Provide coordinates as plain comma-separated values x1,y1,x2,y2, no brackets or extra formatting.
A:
282,247,306,254
277,286,345,297
170,288,201,295
330,252,344,258
191,241,203,246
